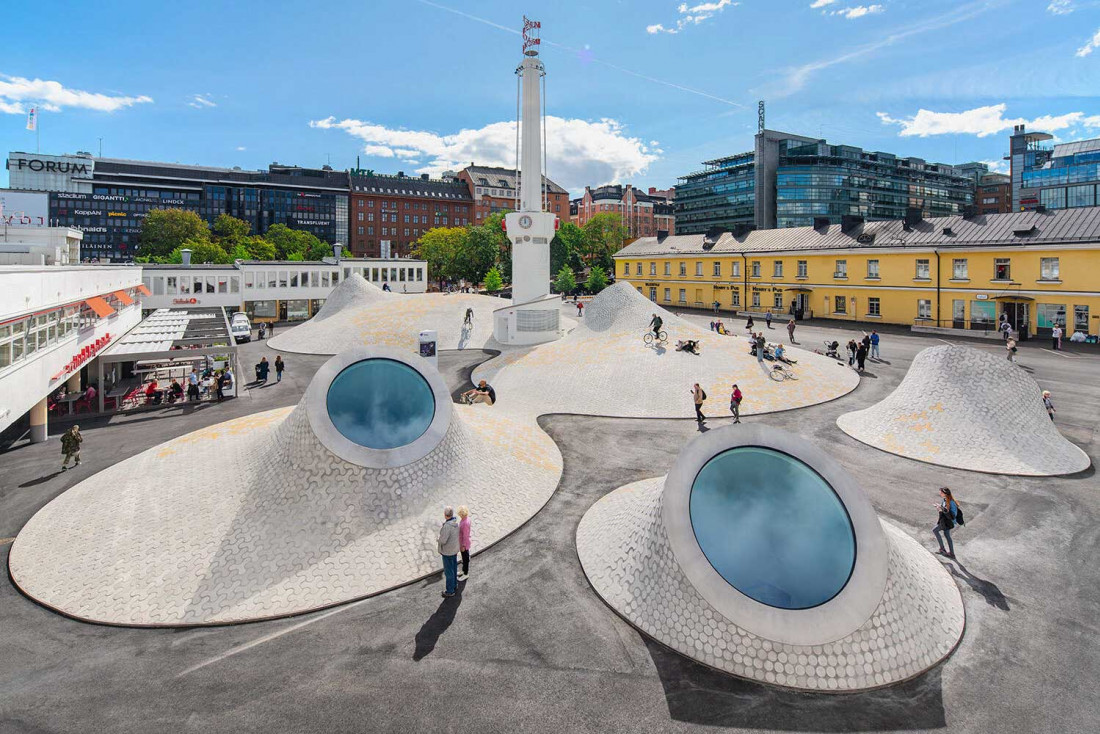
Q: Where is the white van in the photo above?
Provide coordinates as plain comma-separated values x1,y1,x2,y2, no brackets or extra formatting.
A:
230,312,251,343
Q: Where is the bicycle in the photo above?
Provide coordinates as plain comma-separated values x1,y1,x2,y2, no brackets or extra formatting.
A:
643,330,668,347
769,364,798,381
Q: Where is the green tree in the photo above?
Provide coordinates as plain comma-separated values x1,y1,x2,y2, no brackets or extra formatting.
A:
479,212,512,281
243,235,276,261
212,213,251,252
456,224,499,285
483,266,504,293
229,243,251,261
413,227,466,287
167,239,232,265
585,265,609,294
553,265,576,295
305,236,332,261
551,222,585,275
581,213,628,271
264,223,312,260
138,209,210,259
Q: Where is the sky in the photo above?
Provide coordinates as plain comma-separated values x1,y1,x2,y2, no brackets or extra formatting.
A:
2,0,1100,194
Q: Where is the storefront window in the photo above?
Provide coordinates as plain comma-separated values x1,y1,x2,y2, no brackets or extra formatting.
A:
1037,303,1067,330
310,271,319,287
248,300,277,319
1074,305,1089,333
217,277,228,294
300,271,309,287
970,300,995,326
153,277,165,296
194,277,204,294
230,277,240,294
290,272,299,287
286,299,310,321
321,272,330,288
279,271,288,288
834,295,846,313
243,272,253,289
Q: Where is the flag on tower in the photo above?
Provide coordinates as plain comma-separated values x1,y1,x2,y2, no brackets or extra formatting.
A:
26,107,37,132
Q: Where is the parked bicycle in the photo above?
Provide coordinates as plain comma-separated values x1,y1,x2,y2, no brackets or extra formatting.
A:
769,364,798,381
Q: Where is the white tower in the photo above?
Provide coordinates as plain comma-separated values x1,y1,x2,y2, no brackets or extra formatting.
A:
493,17,563,345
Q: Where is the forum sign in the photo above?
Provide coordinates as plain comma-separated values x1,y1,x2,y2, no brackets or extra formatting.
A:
6,152,95,193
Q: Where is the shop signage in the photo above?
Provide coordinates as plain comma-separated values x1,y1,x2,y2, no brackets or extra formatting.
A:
173,298,199,305
975,294,989,300
51,333,112,382
8,157,90,175
644,282,660,287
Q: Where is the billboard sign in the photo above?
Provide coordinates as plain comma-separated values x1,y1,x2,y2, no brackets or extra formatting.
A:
0,190,49,227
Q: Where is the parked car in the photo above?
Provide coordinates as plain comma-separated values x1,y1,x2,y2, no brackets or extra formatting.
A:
230,313,252,343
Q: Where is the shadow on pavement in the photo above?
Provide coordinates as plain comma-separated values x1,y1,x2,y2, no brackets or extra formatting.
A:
645,638,948,731
413,581,465,661
18,471,64,488
947,561,1010,611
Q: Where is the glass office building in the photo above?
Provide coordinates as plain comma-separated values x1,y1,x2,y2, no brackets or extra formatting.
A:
1016,136,1100,212
674,131,973,234
7,152,349,261
674,153,756,235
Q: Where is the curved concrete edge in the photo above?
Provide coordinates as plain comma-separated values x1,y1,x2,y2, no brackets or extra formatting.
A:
8,402,563,627
576,477,965,693
836,412,1092,477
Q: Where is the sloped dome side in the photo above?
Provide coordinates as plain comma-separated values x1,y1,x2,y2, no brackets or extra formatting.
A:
837,345,1090,476
312,271,389,321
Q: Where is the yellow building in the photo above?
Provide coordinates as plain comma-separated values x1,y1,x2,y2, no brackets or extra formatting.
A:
614,209,1100,340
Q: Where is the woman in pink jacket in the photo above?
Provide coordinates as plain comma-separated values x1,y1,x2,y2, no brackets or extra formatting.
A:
457,506,472,580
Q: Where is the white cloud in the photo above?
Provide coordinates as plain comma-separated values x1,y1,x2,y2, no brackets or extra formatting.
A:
187,94,216,109
1047,1,1074,15
236,146,247,151
877,103,1100,137
981,159,1009,174
810,0,837,7
833,5,884,19
1076,27,1100,57
647,0,738,34
0,74,152,114
311,116,659,192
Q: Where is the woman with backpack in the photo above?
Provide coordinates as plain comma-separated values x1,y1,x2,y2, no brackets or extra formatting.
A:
933,487,963,559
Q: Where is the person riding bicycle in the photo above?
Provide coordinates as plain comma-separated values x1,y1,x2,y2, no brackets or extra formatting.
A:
649,313,664,339
463,307,474,327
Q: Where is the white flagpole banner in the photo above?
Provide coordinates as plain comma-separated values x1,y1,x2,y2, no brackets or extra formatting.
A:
26,106,37,131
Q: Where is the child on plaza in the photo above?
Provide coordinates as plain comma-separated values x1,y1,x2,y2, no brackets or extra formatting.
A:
1043,390,1056,421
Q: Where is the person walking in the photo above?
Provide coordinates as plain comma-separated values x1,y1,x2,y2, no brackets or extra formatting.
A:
933,487,960,559
856,341,868,372
847,339,858,367
746,315,754,332
187,368,201,402
268,320,276,336
729,384,742,423
1052,324,1062,350
765,312,773,329
1006,337,1017,363
755,333,766,363
691,383,706,423
215,370,226,401
1000,320,1012,341
576,301,584,317
786,318,796,343
60,424,82,471
1043,390,1056,421
713,300,720,315
438,507,460,597
257,357,270,384
457,506,472,581
870,330,880,360
275,355,285,383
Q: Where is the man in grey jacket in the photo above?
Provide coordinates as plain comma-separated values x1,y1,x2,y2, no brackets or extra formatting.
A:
438,507,461,597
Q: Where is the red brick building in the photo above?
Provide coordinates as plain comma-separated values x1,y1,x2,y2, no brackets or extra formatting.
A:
349,172,474,258
976,172,1011,215
571,184,675,238
456,165,570,225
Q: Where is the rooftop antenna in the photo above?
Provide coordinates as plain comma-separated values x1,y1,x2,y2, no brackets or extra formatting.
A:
758,100,765,134
98,137,103,158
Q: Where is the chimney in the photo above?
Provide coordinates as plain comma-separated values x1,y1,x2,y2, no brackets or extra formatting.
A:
657,229,669,242
180,248,192,267
841,215,864,232
421,173,429,180
332,243,343,261
813,217,830,231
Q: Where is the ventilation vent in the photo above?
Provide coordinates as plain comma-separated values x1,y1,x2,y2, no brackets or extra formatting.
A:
1013,225,1038,237
943,227,954,236
841,215,864,232
813,217,830,231
702,227,723,250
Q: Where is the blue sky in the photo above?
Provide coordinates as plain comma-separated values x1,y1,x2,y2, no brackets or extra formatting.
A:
2,0,1100,193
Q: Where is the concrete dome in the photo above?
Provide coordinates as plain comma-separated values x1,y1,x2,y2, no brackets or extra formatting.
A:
9,347,562,626
837,344,1090,476
576,424,965,692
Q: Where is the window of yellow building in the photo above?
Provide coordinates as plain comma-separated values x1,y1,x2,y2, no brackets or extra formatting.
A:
732,289,740,307
636,263,642,276
679,262,686,276
1074,305,1089,332
773,260,783,277
650,262,657,276
866,259,879,278
732,261,741,277
834,295,847,314
695,262,703,276
663,288,671,302
868,297,881,317
916,259,930,280
994,258,1011,281
752,291,760,307
664,262,671,276
623,262,630,276
773,292,783,309
751,261,761,277
695,288,703,304
678,288,686,304
835,260,848,278
952,259,968,280
713,262,721,277
796,260,807,278
917,299,932,320
1040,257,1060,281
649,287,657,301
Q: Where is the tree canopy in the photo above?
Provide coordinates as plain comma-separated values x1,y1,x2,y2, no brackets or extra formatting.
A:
553,265,577,295
138,209,210,259
483,267,504,293
137,211,330,264
585,265,610,294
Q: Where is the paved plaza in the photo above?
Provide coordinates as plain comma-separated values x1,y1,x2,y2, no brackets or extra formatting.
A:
1,302,1098,732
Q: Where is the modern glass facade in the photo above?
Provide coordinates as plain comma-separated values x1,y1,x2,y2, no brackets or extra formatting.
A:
1020,137,1100,212
674,131,973,234
674,153,755,235
775,141,971,228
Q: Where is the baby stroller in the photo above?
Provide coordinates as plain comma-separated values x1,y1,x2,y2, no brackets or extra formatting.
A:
823,340,841,359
